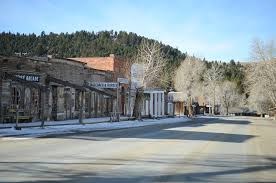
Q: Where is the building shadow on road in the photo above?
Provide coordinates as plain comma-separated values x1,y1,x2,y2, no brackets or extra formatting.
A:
51,118,255,143
1,154,275,183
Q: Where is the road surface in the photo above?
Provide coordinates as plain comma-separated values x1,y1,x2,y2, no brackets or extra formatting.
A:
0,117,276,182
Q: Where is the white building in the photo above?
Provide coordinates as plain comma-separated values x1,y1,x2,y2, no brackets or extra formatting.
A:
141,89,165,118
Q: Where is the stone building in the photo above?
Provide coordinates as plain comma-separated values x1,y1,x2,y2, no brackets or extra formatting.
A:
0,55,117,123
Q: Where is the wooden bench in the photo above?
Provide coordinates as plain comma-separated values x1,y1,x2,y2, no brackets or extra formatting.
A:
17,115,33,122
3,109,32,123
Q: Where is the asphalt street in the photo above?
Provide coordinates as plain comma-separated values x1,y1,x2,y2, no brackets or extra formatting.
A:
0,117,276,182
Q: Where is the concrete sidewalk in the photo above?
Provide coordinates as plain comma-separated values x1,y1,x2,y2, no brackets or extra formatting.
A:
0,116,132,129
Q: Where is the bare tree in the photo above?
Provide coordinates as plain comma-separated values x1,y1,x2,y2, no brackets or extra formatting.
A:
131,40,167,118
120,58,133,117
204,64,223,115
247,82,273,116
246,38,276,115
134,40,167,87
174,56,206,116
250,38,275,61
219,81,241,115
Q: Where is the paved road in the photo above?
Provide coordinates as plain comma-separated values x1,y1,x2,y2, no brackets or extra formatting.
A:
0,117,276,182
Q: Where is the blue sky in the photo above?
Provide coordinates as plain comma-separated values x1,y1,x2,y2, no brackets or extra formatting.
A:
0,0,275,61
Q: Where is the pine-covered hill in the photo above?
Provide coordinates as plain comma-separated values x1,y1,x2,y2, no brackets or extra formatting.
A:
203,59,245,93
0,30,246,92
0,30,186,67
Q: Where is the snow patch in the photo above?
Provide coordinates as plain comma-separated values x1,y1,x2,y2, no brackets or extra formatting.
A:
0,117,190,138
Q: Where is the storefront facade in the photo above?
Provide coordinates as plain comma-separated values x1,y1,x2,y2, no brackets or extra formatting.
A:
0,56,117,123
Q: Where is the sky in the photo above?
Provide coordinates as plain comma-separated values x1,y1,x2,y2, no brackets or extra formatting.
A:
0,0,275,62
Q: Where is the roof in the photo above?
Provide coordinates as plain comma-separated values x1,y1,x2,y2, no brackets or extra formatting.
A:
68,56,115,71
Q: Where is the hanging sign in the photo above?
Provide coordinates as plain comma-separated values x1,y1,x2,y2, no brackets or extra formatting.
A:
88,82,118,89
117,78,129,84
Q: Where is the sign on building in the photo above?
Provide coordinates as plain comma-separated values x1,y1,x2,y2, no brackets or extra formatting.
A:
88,82,118,89
15,74,40,82
117,78,129,84
131,63,144,88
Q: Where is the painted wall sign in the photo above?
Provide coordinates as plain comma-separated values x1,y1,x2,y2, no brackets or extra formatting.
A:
88,82,118,89
15,74,40,82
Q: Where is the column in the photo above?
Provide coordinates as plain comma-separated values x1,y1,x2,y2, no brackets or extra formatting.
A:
79,91,84,124
161,93,164,116
158,93,162,117
154,93,158,118
141,100,145,116
145,100,149,116
40,89,46,127
88,92,92,118
150,93,153,117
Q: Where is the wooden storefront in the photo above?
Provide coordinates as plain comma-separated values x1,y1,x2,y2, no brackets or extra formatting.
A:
0,56,119,123
0,71,46,122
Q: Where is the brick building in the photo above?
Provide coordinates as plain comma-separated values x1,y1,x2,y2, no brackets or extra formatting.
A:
69,54,131,115
68,54,130,80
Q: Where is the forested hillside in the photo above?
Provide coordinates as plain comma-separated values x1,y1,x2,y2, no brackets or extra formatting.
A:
0,30,186,67
0,30,247,92
204,59,245,93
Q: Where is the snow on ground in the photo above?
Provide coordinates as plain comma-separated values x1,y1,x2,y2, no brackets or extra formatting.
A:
0,117,130,128
196,115,223,119
0,117,190,138
196,115,238,120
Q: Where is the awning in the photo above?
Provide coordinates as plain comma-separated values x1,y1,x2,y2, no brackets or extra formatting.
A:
46,76,116,98
83,81,116,98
